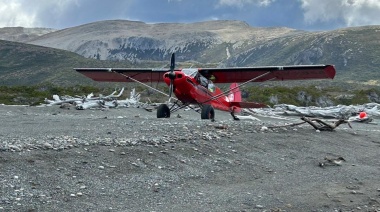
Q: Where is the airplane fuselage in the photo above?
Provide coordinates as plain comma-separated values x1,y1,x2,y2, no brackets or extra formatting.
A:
163,69,230,111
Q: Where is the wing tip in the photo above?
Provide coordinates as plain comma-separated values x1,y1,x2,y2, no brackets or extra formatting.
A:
325,65,336,79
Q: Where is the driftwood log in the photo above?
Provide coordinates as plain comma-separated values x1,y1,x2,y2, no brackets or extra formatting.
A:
300,116,352,131
268,116,352,131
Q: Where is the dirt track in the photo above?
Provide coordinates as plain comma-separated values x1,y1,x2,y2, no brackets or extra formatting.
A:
1,105,380,211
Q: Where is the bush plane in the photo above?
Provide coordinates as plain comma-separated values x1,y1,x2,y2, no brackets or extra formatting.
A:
75,53,336,120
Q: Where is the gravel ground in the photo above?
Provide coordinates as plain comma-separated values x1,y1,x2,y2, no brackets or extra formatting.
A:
0,105,380,212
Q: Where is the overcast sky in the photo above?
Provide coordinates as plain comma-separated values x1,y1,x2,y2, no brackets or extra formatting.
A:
1,0,380,31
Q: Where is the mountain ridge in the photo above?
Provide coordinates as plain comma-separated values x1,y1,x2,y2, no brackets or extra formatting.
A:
0,27,56,42
24,20,301,62
0,20,379,86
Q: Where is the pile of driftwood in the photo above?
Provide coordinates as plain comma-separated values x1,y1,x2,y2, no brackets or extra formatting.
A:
41,88,378,131
41,88,149,110
274,103,380,119
243,103,378,131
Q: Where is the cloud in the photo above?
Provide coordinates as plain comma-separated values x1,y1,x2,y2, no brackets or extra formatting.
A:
0,0,36,27
0,0,137,28
217,0,276,8
0,0,80,27
299,0,380,27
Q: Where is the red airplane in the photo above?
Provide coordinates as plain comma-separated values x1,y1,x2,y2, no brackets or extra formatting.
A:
75,53,336,120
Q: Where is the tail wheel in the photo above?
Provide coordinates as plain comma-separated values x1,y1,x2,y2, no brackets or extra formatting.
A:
157,104,170,118
201,105,215,120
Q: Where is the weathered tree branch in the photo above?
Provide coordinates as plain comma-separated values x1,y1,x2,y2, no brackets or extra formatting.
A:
301,116,351,131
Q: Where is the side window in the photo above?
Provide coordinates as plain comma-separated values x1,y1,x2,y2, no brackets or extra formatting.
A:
199,75,208,87
208,82,215,92
195,73,201,84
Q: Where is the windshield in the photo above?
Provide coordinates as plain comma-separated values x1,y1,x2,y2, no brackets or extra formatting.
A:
182,68,198,77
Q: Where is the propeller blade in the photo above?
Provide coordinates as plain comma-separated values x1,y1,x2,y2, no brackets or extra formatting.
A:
170,53,175,71
169,82,173,98
168,53,176,98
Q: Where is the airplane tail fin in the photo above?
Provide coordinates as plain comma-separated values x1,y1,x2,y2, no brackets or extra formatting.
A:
228,83,241,102
228,83,242,113
228,83,267,111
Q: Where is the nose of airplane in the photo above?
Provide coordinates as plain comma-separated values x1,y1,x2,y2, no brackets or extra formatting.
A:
168,71,176,80
164,72,183,81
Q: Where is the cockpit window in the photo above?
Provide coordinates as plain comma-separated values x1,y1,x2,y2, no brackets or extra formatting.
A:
182,68,214,91
208,82,215,92
182,68,198,77
198,74,208,87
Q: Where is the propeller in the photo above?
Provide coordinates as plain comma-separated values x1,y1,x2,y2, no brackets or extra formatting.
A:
168,53,176,98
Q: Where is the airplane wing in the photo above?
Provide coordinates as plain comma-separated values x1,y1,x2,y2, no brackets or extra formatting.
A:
74,68,169,82
198,65,336,83
75,64,335,83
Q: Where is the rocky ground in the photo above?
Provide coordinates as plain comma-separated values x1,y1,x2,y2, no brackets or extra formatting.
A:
0,105,380,212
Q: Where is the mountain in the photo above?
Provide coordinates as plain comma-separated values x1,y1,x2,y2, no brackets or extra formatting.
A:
26,20,300,63
0,27,56,42
225,25,380,82
23,20,380,84
0,40,140,86
0,20,380,86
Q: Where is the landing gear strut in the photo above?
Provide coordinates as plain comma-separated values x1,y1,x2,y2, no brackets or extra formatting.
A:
230,107,240,121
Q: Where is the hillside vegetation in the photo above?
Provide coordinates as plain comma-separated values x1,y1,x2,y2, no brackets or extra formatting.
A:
0,40,139,86
1,21,380,105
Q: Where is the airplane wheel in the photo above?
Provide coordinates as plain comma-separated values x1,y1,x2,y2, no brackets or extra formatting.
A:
201,105,215,120
157,104,170,118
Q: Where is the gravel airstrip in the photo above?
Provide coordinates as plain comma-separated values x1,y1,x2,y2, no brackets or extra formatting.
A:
1,105,379,211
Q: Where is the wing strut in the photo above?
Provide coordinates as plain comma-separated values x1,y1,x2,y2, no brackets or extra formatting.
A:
201,71,272,105
113,71,178,101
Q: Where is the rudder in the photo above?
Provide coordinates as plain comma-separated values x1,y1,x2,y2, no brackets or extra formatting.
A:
229,83,241,113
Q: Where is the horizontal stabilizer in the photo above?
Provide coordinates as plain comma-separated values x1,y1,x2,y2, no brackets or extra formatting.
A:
230,101,267,108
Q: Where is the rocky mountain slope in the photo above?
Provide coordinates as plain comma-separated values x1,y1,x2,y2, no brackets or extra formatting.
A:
22,20,380,83
26,20,299,63
1,20,380,86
